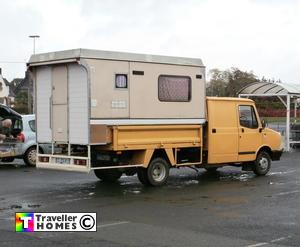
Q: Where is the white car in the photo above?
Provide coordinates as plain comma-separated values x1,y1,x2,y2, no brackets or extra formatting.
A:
0,105,52,166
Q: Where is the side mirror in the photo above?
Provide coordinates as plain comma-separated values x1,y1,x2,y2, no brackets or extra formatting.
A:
261,119,266,129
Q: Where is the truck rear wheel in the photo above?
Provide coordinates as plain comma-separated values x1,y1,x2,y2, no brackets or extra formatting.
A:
94,169,122,182
253,151,271,176
138,157,170,186
137,168,150,186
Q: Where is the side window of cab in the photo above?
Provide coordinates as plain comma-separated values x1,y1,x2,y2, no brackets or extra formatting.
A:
239,105,258,129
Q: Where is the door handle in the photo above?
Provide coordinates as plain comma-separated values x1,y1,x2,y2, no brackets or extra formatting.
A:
212,128,216,133
259,128,263,133
241,128,244,133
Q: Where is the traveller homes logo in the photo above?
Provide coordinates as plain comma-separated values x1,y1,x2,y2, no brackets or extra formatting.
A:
15,213,97,232
15,213,34,232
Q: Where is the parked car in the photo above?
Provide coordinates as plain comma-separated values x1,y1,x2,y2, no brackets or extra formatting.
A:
0,105,52,166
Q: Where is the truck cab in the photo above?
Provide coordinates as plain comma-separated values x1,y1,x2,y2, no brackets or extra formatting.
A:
206,97,282,175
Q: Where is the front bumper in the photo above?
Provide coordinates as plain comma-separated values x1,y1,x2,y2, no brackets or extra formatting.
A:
272,150,283,161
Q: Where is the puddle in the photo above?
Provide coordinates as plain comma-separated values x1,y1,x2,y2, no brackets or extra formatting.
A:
220,172,255,182
62,197,91,203
9,203,42,210
269,181,285,185
10,204,22,209
123,188,142,195
182,180,199,185
200,195,209,199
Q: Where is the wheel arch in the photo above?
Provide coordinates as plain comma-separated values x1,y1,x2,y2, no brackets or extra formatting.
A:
131,148,175,168
256,146,272,158
152,149,174,166
26,145,44,154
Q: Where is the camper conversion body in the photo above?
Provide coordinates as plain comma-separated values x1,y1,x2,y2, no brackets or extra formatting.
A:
28,49,282,186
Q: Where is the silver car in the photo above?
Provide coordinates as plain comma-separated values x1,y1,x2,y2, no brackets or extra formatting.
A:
0,105,52,166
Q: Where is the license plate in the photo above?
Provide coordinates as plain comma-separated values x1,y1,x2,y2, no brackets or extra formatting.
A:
55,158,70,165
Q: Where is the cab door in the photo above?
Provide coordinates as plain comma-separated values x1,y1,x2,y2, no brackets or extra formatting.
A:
238,104,262,162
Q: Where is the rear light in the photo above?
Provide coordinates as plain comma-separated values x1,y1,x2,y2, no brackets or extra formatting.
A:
19,132,25,142
39,157,49,163
74,159,87,166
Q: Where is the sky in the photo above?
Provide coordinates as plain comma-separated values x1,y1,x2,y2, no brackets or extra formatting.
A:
0,0,299,83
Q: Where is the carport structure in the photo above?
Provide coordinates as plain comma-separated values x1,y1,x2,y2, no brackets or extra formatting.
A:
239,82,300,151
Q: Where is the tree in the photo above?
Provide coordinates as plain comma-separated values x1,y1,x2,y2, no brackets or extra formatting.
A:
225,68,258,97
14,91,29,114
206,69,229,96
206,67,258,97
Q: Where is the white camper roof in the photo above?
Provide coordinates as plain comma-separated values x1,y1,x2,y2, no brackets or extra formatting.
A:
28,48,204,67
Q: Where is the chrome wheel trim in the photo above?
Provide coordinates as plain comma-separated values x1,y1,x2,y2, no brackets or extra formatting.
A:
258,157,269,170
151,163,166,182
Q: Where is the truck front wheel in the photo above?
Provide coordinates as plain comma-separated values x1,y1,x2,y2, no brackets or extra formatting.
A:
253,151,271,176
138,158,170,186
94,169,122,182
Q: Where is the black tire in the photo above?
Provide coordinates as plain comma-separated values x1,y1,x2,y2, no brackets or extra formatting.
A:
145,157,170,187
204,167,218,172
1,157,15,162
94,169,122,182
253,151,271,176
137,168,150,186
24,146,37,166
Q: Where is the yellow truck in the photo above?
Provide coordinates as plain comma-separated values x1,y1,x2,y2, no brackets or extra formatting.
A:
28,49,282,186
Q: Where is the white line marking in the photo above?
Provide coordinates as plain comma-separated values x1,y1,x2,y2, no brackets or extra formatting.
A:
276,190,300,196
245,235,291,247
97,221,129,228
270,237,286,243
245,243,268,247
269,170,296,175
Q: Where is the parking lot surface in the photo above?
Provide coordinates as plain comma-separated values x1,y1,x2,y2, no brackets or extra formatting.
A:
1,150,300,247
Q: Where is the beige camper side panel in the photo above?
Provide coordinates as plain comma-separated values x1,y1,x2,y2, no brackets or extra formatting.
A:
86,58,205,119
85,59,130,119
129,62,205,119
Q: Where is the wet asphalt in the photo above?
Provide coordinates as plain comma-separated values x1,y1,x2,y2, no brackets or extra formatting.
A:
0,150,300,247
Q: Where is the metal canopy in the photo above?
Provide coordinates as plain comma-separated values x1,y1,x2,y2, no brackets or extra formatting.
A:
239,82,300,95
239,82,300,151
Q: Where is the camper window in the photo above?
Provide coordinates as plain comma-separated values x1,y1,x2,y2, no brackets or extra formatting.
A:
115,74,128,88
158,75,191,102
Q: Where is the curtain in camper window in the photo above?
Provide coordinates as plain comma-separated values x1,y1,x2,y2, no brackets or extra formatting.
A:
158,75,191,102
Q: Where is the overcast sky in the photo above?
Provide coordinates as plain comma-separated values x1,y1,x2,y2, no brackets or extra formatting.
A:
0,0,299,83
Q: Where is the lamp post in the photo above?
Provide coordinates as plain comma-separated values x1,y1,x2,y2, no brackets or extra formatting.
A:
28,35,40,54
28,35,39,113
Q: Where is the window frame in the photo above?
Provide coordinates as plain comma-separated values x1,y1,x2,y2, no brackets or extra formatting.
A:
238,105,259,129
28,119,36,132
158,75,192,102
